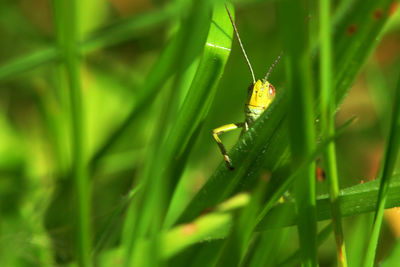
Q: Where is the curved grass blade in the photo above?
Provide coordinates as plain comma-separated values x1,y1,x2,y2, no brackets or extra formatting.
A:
121,1,234,265
363,73,400,267
257,174,400,230
159,0,235,203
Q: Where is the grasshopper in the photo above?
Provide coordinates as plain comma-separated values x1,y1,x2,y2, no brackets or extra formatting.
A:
212,5,282,170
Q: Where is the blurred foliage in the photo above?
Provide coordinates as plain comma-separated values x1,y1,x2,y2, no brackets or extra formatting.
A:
0,0,400,266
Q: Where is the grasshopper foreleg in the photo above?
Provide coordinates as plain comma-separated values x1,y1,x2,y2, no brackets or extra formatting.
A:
212,122,244,170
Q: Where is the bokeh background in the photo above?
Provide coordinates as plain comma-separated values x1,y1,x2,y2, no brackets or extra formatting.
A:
1,0,400,266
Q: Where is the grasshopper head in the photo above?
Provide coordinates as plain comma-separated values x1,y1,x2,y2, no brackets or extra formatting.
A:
246,80,275,110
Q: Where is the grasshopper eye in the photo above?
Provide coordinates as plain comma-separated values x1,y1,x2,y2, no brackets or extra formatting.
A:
269,84,276,97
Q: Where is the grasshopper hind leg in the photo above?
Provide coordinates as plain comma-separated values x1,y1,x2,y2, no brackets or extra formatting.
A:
212,122,244,170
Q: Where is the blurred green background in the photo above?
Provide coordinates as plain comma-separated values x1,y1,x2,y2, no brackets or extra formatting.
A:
1,0,400,266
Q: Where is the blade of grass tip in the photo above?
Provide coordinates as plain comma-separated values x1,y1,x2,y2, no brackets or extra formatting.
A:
277,0,318,266
52,0,91,266
159,193,250,261
363,74,400,267
128,194,249,264
92,185,142,257
319,0,348,266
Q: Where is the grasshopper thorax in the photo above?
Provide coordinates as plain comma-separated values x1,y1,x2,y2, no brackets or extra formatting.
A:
244,79,275,126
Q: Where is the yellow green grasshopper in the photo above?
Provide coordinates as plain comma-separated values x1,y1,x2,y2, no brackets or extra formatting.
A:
212,5,282,170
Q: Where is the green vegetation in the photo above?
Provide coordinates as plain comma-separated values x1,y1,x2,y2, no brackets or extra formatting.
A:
0,0,400,266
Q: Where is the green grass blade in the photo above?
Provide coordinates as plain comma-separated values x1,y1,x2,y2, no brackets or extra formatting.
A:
257,174,400,230
319,0,347,265
52,0,91,266
277,0,318,265
0,47,59,81
159,1,234,202
363,74,400,267
121,1,234,265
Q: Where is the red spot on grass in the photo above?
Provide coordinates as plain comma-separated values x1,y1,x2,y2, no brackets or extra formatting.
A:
360,179,364,184
347,24,357,35
373,8,384,20
316,167,325,182
182,223,197,235
390,2,399,16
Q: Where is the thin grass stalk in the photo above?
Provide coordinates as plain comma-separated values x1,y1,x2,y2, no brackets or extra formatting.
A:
277,0,318,265
319,0,348,266
363,74,400,267
52,0,91,266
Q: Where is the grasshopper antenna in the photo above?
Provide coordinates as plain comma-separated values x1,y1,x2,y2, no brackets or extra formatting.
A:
264,51,283,81
225,4,256,84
